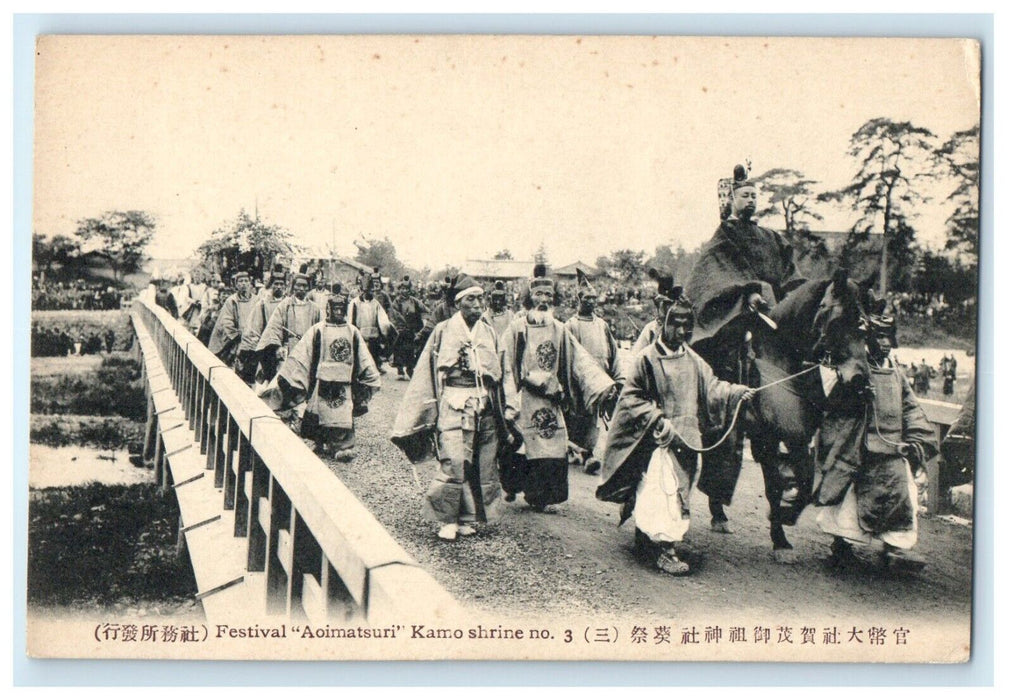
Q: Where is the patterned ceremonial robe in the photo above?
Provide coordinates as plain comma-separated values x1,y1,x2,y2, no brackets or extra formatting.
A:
482,308,514,342
685,216,801,508
500,313,616,507
277,321,381,451
597,340,747,543
390,313,503,524
207,292,257,364
812,360,938,547
564,313,626,454
256,297,323,354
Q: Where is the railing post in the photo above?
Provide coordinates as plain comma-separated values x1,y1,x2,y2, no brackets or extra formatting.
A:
264,478,291,615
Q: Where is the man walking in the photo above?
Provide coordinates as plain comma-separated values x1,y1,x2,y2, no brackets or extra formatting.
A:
499,264,619,511
391,275,505,540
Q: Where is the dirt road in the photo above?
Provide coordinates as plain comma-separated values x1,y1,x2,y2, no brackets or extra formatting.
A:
321,369,973,626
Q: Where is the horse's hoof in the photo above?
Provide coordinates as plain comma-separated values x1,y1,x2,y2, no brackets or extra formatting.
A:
772,548,797,565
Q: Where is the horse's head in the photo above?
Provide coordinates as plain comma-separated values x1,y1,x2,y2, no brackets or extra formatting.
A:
811,269,870,390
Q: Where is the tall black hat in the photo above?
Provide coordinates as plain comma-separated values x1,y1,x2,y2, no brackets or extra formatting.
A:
576,268,597,300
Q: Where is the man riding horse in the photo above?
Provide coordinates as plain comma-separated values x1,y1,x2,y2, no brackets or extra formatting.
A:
686,163,804,534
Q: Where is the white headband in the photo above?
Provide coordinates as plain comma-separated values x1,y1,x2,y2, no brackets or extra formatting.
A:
454,285,484,302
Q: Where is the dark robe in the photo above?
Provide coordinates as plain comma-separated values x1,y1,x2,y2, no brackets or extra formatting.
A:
389,295,430,374
686,217,800,354
813,363,938,538
685,216,800,508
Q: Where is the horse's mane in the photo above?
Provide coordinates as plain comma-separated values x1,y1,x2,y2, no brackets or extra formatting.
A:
767,278,832,362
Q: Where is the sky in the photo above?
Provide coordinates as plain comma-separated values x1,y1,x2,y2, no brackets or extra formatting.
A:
33,35,981,270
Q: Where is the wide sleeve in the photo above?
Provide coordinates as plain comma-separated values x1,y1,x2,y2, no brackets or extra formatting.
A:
275,326,316,398
255,303,287,351
238,301,266,352
390,329,441,463
499,322,521,417
604,321,626,384
353,329,383,390
696,351,749,432
565,328,617,414
377,303,394,337
596,353,664,503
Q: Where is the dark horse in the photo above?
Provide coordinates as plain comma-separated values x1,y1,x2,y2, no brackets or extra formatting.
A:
729,270,871,561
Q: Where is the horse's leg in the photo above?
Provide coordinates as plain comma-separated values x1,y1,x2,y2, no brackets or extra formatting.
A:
699,429,744,533
750,437,793,552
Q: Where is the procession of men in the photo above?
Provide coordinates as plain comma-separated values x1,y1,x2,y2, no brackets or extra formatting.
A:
164,162,939,577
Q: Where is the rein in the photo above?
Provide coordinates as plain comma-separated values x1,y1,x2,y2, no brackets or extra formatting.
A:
661,363,821,454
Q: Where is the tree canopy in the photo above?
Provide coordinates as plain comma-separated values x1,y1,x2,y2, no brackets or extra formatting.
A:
74,210,156,282
821,117,937,295
195,209,299,282
934,125,980,259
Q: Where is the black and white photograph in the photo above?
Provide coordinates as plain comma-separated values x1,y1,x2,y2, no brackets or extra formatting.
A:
25,32,981,662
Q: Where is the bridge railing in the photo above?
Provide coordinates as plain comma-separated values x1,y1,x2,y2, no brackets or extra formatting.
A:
131,296,458,623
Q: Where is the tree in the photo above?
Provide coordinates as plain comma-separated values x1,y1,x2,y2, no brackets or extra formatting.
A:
74,210,156,282
646,244,678,274
492,249,514,260
33,232,81,275
934,125,980,260
353,235,407,280
754,168,825,235
821,118,937,296
602,249,647,285
196,209,300,282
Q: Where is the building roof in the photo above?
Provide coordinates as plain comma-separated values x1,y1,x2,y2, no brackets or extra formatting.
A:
553,260,601,277
460,259,537,279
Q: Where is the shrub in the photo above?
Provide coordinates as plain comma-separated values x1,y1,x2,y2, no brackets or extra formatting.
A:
27,483,196,607
30,414,145,450
31,355,146,420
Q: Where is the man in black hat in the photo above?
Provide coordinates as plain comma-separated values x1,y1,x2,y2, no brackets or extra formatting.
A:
350,269,395,373
631,268,680,369
812,300,937,572
499,264,620,511
256,272,323,382
685,164,802,533
416,275,458,350
236,265,289,384
208,271,256,367
273,283,381,461
482,280,514,340
564,268,625,474
389,276,429,380
391,275,505,540
597,283,754,575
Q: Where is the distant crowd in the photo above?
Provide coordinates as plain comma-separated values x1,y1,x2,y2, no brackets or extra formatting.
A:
32,276,134,311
